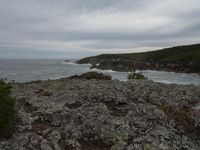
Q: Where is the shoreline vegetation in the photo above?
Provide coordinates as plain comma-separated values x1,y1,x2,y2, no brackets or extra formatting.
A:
0,80,17,139
77,43,200,74
0,72,200,149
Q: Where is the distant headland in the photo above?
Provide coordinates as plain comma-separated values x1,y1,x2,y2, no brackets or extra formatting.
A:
77,44,200,73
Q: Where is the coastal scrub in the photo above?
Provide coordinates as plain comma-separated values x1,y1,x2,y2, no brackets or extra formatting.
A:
80,71,112,80
0,80,17,138
69,71,112,80
128,72,146,80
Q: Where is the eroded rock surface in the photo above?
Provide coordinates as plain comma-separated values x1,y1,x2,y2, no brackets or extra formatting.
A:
1,79,200,150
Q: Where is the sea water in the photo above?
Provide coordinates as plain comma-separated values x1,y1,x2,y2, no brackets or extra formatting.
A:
0,59,200,86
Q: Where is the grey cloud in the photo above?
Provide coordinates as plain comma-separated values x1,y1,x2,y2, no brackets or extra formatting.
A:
0,0,200,58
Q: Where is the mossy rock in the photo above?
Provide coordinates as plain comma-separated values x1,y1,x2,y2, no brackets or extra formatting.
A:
68,75,83,79
80,72,112,80
0,80,17,138
159,106,193,128
38,89,52,97
81,72,112,80
128,72,146,80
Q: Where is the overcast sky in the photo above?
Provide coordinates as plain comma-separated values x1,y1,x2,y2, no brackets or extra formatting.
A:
0,0,200,58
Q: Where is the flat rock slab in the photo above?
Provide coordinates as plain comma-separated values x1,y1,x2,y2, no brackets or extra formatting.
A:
1,79,200,150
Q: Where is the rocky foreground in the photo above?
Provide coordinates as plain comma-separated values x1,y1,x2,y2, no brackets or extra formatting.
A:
1,78,200,150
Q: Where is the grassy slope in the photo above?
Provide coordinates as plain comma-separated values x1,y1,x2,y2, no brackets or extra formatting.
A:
92,44,200,64
77,44,200,73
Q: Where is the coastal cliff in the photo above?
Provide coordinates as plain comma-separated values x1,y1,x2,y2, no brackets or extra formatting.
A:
1,78,200,149
77,44,200,73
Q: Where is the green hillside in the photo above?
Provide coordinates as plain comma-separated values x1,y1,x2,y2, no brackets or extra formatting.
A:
77,44,200,73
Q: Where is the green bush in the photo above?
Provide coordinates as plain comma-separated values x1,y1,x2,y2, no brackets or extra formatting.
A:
128,72,146,80
39,89,52,97
0,80,17,138
80,72,112,80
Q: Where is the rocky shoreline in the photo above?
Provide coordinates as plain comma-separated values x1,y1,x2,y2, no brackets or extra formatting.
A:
77,44,200,74
1,78,200,149
77,57,200,74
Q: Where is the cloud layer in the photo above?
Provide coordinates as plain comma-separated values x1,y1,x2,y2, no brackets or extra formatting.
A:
0,0,200,58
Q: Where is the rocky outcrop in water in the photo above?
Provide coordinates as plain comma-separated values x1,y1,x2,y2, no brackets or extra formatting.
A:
1,78,200,149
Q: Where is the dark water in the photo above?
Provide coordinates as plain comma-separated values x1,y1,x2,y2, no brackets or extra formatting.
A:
0,59,200,86
0,59,91,82
91,68,200,86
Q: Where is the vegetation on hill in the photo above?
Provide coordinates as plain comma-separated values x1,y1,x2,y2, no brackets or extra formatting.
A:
0,80,17,138
77,44,200,73
69,72,112,80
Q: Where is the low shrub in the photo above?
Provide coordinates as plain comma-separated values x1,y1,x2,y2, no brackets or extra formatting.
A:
30,80,43,84
0,80,17,138
68,75,82,79
128,72,146,80
80,72,112,80
69,71,112,80
39,89,52,96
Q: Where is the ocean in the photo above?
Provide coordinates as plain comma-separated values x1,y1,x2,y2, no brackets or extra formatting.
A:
0,59,200,86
